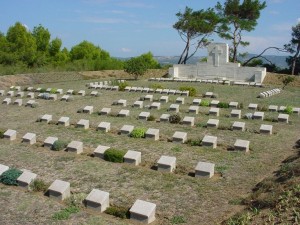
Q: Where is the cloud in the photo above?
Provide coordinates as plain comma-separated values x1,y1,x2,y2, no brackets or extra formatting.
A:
22,23,29,31
269,10,279,15
83,17,126,24
116,1,154,8
121,48,132,52
271,23,292,32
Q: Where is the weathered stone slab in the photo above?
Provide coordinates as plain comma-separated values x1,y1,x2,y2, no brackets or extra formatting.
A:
27,92,35,99
49,94,57,101
260,124,273,135
293,107,300,115
253,111,264,120
3,129,17,140
0,90,5,96
157,156,176,172
248,103,258,110
202,135,217,148
145,128,159,141
231,109,241,119
78,90,86,96
120,125,134,135
124,150,142,166
48,179,70,201
160,114,170,122
66,89,74,95
41,114,52,123
133,101,143,108
97,122,111,132
7,91,14,96
83,106,94,114
85,189,109,212
118,109,130,117
150,102,161,110
77,119,89,129
117,99,127,107
210,100,219,107
16,92,24,97
144,95,153,101
56,89,63,94
192,99,201,105
159,96,169,103
25,100,37,107
2,98,11,105
94,145,110,159
209,108,220,116
90,91,98,96
130,199,156,224
207,119,219,128
13,99,23,106
234,139,250,152
232,121,245,131
100,107,111,115
17,171,37,189
175,97,185,104
44,137,58,148
229,102,239,108
182,116,195,126
61,95,70,101
189,105,199,114
172,131,187,143
139,112,150,120
22,133,36,145
268,105,278,112
278,113,289,123
67,141,83,154
204,92,213,98
58,116,70,126
169,104,179,113
195,162,215,178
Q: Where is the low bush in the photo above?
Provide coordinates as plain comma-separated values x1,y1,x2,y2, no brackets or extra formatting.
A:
118,81,129,91
52,140,68,151
50,88,57,94
186,138,202,146
39,88,47,93
179,86,196,97
52,205,80,220
130,128,147,138
170,215,187,224
105,206,129,219
0,168,22,185
217,102,229,108
284,106,293,114
147,115,156,121
0,129,5,138
239,103,244,109
30,179,49,192
65,193,86,208
169,114,181,124
104,148,126,163
200,100,210,107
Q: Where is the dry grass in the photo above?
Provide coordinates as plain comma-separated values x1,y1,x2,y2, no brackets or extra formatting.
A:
0,73,299,225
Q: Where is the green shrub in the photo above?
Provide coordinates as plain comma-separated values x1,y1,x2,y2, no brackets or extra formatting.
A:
150,83,164,89
169,114,181,124
130,128,147,138
104,148,126,163
239,103,244,109
52,140,68,151
30,179,48,192
179,86,196,97
284,106,293,114
105,206,129,219
217,102,229,108
50,88,57,94
118,81,128,91
147,115,156,121
39,88,47,93
0,129,5,138
52,205,80,220
200,100,210,107
187,138,202,146
0,168,22,185
65,193,86,208
171,215,187,224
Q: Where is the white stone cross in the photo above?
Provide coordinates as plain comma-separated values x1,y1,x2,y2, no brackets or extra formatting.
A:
211,46,223,67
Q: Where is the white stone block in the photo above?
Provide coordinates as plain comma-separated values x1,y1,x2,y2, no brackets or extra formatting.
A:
85,189,109,212
175,97,184,104
7,91,14,96
278,114,289,123
210,100,219,107
189,106,199,114
3,129,17,140
41,114,52,123
13,99,22,106
253,111,264,120
231,109,241,119
16,92,24,97
27,92,35,99
172,131,187,143
22,133,36,145
17,171,37,189
49,94,57,101
260,124,273,135
130,199,156,224
133,101,143,108
117,99,127,107
58,117,70,126
90,91,98,96
207,119,219,128
248,103,258,110
61,95,70,101
150,102,161,110
229,102,239,108
120,125,134,135
97,122,111,132
44,136,58,148
2,98,11,105
157,156,176,172
202,135,217,148
169,104,179,113
0,90,5,96
159,96,168,103
192,99,201,105
124,150,142,166
182,116,195,126
145,128,159,141
78,90,85,96
67,141,83,154
118,109,130,117
144,95,153,101
94,145,110,159
48,179,70,201
204,92,213,97
195,162,215,178
209,108,220,116
232,121,245,131
83,106,94,114
56,89,63,94
234,139,250,152
268,105,278,112
100,108,111,115
160,114,170,122
139,112,150,120
77,119,89,129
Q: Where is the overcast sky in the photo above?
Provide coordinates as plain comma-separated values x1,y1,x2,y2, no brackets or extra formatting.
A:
0,0,299,57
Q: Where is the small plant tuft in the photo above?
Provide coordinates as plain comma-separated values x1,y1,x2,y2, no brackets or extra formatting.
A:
52,205,80,220
39,88,47,93
0,129,5,138
50,88,57,94
179,86,196,97
169,114,181,124
200,100,210,107
283,106,293,114
30,179,49,192
217,102,229,108
130,128,147,138
104,148,126,163
170,215,187,224
52,140,68,151
147,115,156,121
0,168,22,186
118,81,129,91
105,206,129,219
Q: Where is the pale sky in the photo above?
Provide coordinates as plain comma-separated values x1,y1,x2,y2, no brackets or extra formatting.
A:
0,0,299,57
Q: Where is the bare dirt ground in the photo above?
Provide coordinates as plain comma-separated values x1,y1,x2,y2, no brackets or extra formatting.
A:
0,71,299,225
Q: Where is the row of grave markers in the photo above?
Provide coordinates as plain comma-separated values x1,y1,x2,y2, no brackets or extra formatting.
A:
0,163,156,224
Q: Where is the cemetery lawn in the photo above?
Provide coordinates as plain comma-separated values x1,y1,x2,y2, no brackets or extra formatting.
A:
0,74,300,225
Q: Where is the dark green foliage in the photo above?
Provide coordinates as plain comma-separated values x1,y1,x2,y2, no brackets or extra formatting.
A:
0,168,22,186
30,179,48,192
147,115,156,121
179,86,196,97
0,129,5,138
217,102,229,108
49,88,57,94
186,138,202,146
52,140,67,151
104,148,126,163
124,56,147,80
281,76,295,89
52,206,80,220
39,88,47,93
150,83,164,89
105,206,129,219
170,215,187,224
169,114,181,124
118,81,128,91
130,128,147,138
200,100,210,107
284,106,293,114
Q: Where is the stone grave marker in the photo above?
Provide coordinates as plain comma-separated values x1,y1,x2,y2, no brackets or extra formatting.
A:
204,92,213,98
182,116,195,126
145,128,159,141
77,119,89,129
248,103,258,110
78,90,86,96
120,125,134,135
175,97,185,104
97,122,111,132
2,98,11,105
159,96,169,103
100,107,111,115
25,100,37,107
278,114,289,123
268,105,278,112
44,137,58,148
16,91,24,97
260,124,273,135
66,90,74,95
22,133,36,145
85,189,109,212
234,139,250,152
253,111,264,120
207,119,219,128
144,95,153,101
160,114,170,122
117,99,127,107
13,99,23,106
195,161,215,178
94,145,110,159
229,102,239,108
209,108,220,116
48,179,70,201
189,105,199,114
3,129,17,140
232,121,245,131
192,99,201,105
17,171,37,189
67,141,83,154
7,90,14,96
231,109,241,119
118,109,130,117
41,114,52,123
83,106,94,114
210,100,219,107
157,156,176,172
0,90,5,96
133,101,143,108
169,104,179,113
202,135,217,148
150,102,161,110
56,89,63,94
172,131,187,143
130,199,156,224
90,91,98,96
0,164,9,176
139,112,150,120
27,92,35,99
49,94,57,101
124,150,142,166
58,116,70,126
